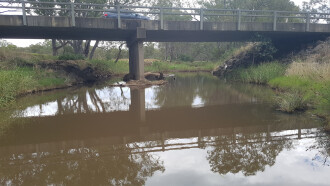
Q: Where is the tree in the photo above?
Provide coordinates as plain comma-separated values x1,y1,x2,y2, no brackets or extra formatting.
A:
28,0,146,59
303,0,330,23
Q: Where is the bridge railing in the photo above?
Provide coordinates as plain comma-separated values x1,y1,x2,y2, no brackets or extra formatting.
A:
0,0,329,31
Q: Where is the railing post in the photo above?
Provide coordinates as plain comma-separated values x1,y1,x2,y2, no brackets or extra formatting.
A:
237,9,241,31
117,5,121,29
306,13,310,32
200,8,204,30
273,11,277,31
70,2,75,27
21,0,27,26
160,8,164,30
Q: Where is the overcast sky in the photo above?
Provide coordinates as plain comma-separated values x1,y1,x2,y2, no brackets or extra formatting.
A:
4,0,306,47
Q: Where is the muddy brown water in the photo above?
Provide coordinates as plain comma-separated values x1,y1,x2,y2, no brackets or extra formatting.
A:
0,73,329,186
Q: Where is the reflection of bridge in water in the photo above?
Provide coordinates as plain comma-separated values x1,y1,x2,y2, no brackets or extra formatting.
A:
0,89,320,155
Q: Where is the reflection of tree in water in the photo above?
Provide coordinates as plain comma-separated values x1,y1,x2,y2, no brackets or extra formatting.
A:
35,87,131,116
153,74,202,108
309,130,330,166
207,132,293,176
0,143,164,185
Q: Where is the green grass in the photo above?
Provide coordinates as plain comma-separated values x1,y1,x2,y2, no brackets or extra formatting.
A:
88,59,217,75
275,91,308,113
0,67,69,107
89,59,129,74
269,76,330,116
227,62,287,84
0,68,37,106
38,77,66,87
145,61,216,72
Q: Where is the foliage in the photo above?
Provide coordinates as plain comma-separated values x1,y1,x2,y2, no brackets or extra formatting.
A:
251,34,278,63
58,53,85,60
302,0,329,23
178,54,194,62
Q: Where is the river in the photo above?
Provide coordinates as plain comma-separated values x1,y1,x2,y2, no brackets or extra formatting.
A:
0,73,329,185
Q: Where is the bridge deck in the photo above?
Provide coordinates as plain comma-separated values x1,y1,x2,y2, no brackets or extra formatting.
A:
0,15,329,42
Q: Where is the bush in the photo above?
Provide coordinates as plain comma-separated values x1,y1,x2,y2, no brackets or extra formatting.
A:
58,54,85,60
275,91,308,113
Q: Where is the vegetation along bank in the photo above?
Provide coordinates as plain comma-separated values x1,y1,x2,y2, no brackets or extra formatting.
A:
213,38,330,130
0,39,241,108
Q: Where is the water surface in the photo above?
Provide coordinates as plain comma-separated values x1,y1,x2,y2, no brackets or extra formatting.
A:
0,73,329,185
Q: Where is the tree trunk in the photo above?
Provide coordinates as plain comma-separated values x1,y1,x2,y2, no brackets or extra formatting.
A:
84,40,91,57
52,39,58,56
89,40,100,60
115,43,124,63
72,40,83,55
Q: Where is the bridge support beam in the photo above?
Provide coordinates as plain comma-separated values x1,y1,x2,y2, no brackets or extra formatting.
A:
127,28,146,80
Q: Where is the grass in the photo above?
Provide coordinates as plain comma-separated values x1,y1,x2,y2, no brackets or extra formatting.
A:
0,48,55,68
0,68,37,106
227,62,287,84
286,62,330,81
88,59,217,75
145,61,216,72
0,67,69,107
224,59,329,118
89,59,129,75
275,91,308,113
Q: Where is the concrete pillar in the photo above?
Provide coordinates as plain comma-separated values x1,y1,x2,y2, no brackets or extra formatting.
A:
128,28,146,80
128,41,144,80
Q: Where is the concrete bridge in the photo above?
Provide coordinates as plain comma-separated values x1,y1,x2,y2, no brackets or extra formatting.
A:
0,1,330,79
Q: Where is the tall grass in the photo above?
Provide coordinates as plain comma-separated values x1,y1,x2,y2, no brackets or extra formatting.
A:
275,91,308,113
286,62,330,81
0,48,54,68
228,62,287,84
0,69,37,106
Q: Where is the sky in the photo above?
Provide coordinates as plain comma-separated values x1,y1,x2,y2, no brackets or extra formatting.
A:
3,0,306,47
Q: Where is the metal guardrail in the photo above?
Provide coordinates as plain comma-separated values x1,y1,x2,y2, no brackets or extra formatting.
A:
0,0,329,31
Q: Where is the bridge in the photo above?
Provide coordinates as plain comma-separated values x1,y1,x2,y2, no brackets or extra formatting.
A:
0,1,330,79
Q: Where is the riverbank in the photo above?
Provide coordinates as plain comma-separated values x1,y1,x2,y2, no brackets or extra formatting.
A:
0,48,221,108
214,39,330,130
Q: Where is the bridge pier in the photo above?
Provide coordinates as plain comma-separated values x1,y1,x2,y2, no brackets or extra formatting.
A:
127,28,146,80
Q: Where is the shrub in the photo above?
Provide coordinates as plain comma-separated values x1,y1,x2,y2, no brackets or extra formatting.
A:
275,91,308,113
